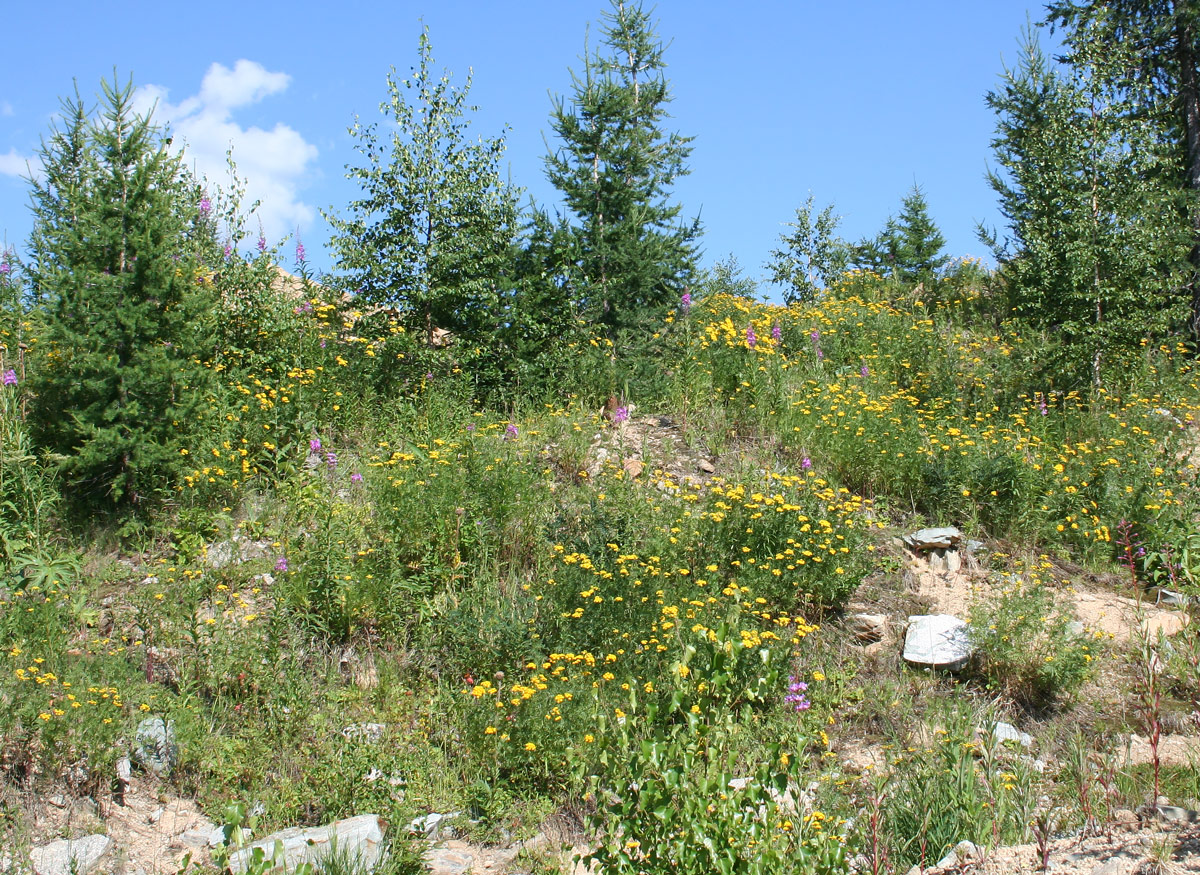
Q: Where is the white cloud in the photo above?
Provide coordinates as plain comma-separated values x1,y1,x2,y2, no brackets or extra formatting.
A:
0,101,13,117
136,61,318,245
0,148,38,179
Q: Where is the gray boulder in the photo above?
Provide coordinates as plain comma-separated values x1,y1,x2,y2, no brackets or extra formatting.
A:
30,835,111,875
903,527,962,552
228,814,384,874
903,614,972,672
134,716,178,777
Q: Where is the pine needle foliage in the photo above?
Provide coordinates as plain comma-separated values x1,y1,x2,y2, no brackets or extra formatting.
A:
545,0,700,339
25,76,216,509
983,30,1190,388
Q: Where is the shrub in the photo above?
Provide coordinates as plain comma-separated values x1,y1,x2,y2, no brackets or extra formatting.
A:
968,575,1098,708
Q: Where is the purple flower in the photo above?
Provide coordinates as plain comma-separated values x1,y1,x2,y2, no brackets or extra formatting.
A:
505,423,519,440
861,364,869,378
295,238,306,263
310,438,322,452
746,325,757,348
223,243,232,260
771,322,782,343
810,329,820,343
466,423,476,433
0,261,10,276
199,197,212,217
351,472,363,483
801,456,812,470
257,234,267,253
2,370,17,387
274,556,289,573
680,292,692,313
614,405,629,425
325,451,337,469
784,676,811,712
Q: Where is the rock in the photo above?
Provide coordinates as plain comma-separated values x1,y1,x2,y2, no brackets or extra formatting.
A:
116,755,131,790
1112,808,1140,831
1142,611,1188,639
991,721,1033,748
1089,861,1124,875
30,835,112,875
205,536,272,569
945,549,962,573
903,615,972,672
903,527,962,552
622,458,645,478
342,723,387,744
1155,803,1198,823
849,613,888,644
47,795,67,809
697,459,715,474
133,716,178,777
1156,588,1188,607
408,811,462,840
228,814,384,874
206,539,236,569
935,840,980,870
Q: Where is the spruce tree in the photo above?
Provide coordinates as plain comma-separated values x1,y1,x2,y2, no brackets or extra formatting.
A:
26,76,216,507
326,29,521,349
851,186,947,283
545,0,700,338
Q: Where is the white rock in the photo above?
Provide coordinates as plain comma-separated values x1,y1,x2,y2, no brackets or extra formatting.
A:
991,721,1032,748
935,840,980,869
134,716,178,776
341,723,387,743
228,814,384,874
30,835,112,875
903,615,972,671
903,527,962,552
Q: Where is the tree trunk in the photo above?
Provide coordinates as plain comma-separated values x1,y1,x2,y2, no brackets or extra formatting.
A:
1175,11,1200,336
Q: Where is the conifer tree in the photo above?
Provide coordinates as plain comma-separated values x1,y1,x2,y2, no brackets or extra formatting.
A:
545,0,700,338
326,29,521,349
26,76,216,507
1045,0,1200,335
983,31,1189,387
852,186,947,283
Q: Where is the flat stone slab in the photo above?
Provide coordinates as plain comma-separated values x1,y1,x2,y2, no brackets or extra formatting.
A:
30,835,112,875
903,614,972,671
903,527,962,552
228,814,384,873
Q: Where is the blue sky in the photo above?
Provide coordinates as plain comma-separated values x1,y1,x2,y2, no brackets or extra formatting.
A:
1,1,1049,293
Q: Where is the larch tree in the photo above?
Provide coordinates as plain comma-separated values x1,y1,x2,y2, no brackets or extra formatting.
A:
982,30,1189,388
1045,0,1200,335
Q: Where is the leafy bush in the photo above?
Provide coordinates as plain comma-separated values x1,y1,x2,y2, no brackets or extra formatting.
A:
968,575,1098,708
578,623,848,875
